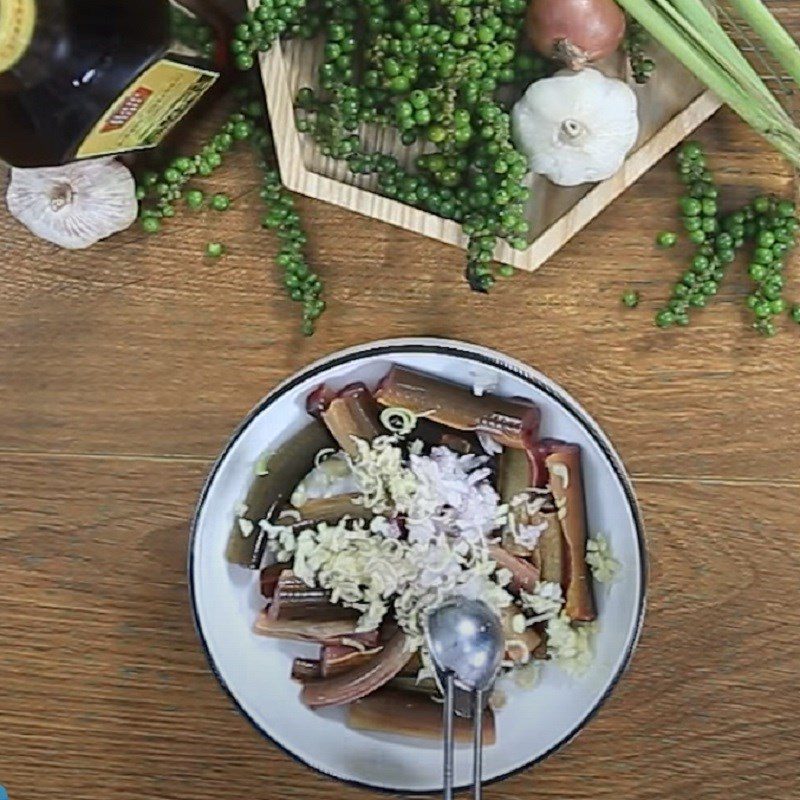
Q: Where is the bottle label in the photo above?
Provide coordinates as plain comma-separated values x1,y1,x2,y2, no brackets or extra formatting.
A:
0,0,36,71
75,57,217,159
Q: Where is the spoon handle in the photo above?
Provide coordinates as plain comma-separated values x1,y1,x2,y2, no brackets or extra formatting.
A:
472,689,484,800
443,672,455,800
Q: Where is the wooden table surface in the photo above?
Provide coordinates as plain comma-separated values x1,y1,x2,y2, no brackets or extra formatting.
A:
2,99,800,799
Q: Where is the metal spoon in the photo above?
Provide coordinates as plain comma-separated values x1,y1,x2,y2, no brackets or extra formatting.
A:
424,597,505,800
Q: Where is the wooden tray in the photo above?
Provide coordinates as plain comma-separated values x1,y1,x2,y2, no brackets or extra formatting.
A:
258,31,721,272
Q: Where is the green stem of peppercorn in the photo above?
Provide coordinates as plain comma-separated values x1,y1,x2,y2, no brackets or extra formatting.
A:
243,100,326,335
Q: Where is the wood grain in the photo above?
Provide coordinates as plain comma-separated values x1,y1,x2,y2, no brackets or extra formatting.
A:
2,30,800,800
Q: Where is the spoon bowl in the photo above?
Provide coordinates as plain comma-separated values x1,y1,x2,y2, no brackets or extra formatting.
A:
425,596,505,693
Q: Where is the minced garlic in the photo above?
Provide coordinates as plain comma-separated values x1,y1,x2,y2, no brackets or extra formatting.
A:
586,534,620,583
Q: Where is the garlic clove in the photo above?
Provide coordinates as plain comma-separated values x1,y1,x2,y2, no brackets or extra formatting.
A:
512,68,639,187
6,157,138,249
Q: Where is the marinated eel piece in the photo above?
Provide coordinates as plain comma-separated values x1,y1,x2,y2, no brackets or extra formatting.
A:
296,493,372,522
321,643,384,677
226,420,336,568
347,688,497,745
301,630,408,709
292,658,322,682
271,571,357,623
545,443,596,622
254,608,381,647
375,366,540,450
488,544,540,594
255,608,361,643
318,382,383,457
536,508,564,586
260,562,288,599
498,447,535,555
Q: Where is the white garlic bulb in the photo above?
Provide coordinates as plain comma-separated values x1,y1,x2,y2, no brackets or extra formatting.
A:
6,158,138,249
511,68,639,187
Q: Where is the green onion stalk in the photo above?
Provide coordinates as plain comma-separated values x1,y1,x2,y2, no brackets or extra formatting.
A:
615,0,800,167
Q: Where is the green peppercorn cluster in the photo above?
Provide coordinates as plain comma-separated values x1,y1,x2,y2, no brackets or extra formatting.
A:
743,195,798,337
655,141,799,336
247,102,326,336
656,142,727,328
136,109,255,232
170,4,217,61
240,0,547,292
623,16,655,84
134,85,325,335
229,0,311,71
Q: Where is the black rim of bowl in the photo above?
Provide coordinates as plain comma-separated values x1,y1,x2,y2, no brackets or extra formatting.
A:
188,339,648,795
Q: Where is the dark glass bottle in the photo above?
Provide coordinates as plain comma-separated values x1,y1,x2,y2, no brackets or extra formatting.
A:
0,0,221,167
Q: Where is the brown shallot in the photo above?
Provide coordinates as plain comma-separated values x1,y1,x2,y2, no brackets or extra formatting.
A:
526,0,626,70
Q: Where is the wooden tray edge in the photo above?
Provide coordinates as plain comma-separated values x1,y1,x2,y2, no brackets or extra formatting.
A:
259,43,722,272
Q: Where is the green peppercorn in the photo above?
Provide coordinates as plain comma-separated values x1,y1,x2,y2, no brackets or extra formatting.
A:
655,309,675,327
185,189,205,210
680,141,704,161
753,300,772,319
656,231,677,248
622,289,640,308
211,193,231,211
753,247,773,265
769,298,786,314
232,120,254,140
748,263,768,282
691,254,710,273
701,198,717,217
680,197,703,216
757,230,775,248
683,217,702,232
236,53,255,71
141,216,161,234
753,195,771,215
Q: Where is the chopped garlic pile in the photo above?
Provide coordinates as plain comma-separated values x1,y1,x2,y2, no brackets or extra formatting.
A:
586,535,620,583
546,612,596,677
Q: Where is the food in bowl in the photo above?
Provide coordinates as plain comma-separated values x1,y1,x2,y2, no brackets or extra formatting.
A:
226,364,620,743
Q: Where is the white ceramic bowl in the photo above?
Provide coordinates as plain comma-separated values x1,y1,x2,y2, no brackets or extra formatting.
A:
189,338,647,793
